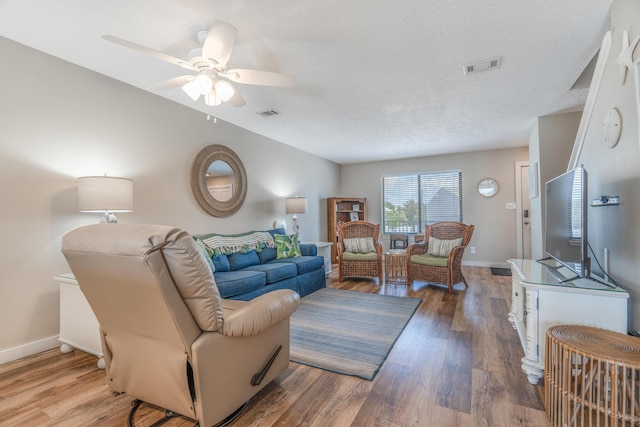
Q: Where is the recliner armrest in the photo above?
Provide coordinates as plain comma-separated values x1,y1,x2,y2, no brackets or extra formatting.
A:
221,289,300,337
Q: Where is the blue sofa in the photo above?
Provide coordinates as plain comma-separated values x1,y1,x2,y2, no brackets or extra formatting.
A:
194,228,326,300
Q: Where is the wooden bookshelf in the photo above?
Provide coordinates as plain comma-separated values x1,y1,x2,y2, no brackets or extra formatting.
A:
327,197,366,262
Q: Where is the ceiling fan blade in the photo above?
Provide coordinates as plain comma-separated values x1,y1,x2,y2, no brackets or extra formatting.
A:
203,20,237,67
102,35,195,71
227,87,246,107
223,69,296,86
149,75,194,91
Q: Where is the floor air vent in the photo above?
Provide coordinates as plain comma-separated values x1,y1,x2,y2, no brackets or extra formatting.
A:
463,57,502,75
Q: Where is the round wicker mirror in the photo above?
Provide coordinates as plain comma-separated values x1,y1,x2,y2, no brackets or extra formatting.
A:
191,145,247,217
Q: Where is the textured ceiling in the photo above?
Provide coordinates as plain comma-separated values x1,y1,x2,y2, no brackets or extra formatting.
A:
0,0,611,164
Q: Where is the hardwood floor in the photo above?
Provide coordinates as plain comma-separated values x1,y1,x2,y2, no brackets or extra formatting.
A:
0,267,550,426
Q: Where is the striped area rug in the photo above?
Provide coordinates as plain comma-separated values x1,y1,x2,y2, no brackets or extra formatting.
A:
289,288,421,380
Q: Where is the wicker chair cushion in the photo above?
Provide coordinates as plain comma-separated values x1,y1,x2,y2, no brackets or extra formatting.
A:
426,237,463,257
342,251,380,261
410,254,449,267
343,237,376,253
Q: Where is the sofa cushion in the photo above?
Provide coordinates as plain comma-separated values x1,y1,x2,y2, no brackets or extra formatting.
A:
342,252,380,261
410,254,449,267
275,234,302,259
228,250,261,270
343,237,376,253
427,237,463,257
212,254,230,272
257,247,276,264
268,255,324,274
244,262,297,284
213,270,266,298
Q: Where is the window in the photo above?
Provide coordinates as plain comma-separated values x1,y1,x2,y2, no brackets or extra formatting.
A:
382,170,462,234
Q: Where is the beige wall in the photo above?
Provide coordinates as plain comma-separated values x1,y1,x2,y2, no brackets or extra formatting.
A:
528,111,582,259
340,147,529,266
571,0,640,329
0,36,340,361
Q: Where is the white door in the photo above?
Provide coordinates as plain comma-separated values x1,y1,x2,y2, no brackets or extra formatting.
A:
515,162,532,259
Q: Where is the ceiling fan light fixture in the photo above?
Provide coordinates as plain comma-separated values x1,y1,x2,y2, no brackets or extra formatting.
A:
204,91,222,106
193,73,214,94
215,80,235,102
182,81,201,101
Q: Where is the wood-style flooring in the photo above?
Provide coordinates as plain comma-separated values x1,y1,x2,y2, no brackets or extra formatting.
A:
0,267,550,426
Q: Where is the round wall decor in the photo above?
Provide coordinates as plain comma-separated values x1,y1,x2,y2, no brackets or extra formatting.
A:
478,178,499,197
602,107,621,149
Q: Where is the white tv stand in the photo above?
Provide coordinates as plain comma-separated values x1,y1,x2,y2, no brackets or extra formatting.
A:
507,259,629,384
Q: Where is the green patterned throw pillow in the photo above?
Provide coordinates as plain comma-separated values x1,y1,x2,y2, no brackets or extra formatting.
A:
275,234,302,259
427,237,463,257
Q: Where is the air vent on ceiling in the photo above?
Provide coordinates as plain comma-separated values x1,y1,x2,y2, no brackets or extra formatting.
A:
256,109,280,117
463,57,502,75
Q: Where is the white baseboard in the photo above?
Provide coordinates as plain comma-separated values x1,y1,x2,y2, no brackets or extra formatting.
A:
0,336,60,366
462,260,510,269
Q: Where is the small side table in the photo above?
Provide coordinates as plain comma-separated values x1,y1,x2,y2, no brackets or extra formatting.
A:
545,324,640,426
385,249,407,284
55,273,104,369
304,242,333,276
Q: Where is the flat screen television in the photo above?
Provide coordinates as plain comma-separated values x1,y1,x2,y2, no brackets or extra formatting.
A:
544,165,589,278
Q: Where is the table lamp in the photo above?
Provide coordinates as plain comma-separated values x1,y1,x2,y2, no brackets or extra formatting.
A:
78,176,133,223
285,196,307,235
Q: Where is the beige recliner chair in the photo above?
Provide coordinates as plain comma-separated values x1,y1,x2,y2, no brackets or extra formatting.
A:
61,223,300,427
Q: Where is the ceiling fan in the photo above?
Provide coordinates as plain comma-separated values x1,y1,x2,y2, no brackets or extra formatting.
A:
102,20,295,108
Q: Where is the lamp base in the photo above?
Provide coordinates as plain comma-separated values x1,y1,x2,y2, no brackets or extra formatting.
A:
291,216,300,235
101,212,118,223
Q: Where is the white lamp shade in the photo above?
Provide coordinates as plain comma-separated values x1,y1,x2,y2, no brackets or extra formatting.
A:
182,81,201,101
78,176,133,212
286,197,308,215
215,80,235,102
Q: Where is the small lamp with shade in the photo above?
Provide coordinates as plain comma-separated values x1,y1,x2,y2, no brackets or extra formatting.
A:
77,175,133,223
285,196,307,235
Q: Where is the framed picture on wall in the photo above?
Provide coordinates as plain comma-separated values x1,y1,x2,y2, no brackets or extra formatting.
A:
529,162,539,199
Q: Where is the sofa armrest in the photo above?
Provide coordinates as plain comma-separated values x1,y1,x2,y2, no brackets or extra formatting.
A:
221,289,300,337
300,243,317,256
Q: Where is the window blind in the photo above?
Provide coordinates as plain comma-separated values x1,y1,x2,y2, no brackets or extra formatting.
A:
382,170,462,234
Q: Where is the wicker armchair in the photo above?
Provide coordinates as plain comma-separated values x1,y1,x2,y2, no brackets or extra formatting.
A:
406,222,474,293
337,221,383,283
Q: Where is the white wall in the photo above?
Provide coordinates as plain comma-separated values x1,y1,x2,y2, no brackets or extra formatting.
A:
0,36,340,361
340,147,529,267
571,0,640,329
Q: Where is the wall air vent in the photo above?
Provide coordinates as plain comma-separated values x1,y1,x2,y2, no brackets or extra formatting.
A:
256,109,280,117
463,57,503,75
